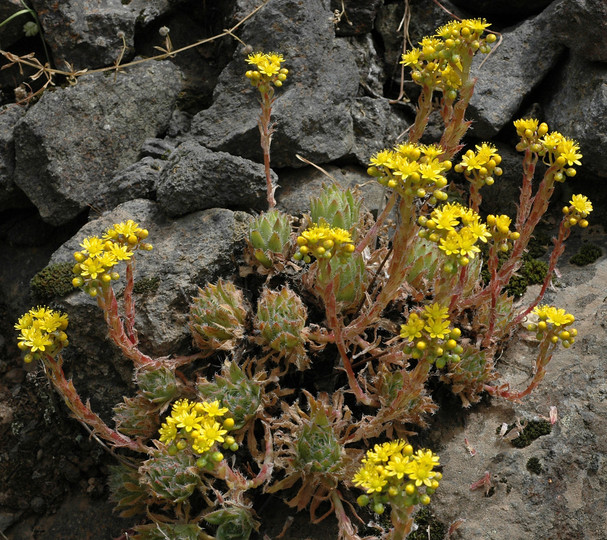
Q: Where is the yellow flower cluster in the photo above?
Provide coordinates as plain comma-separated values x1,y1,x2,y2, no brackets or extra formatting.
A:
513,118,582,181
486,214,520,252
400,303,462,367
526,305,577,348
418,202,491,266
401,19,496,99
72,220,152,297
15,306,69,363
368,143,452,203
353,440,441,513
454,142,503,187
294,223,355,263
158,398,237,465
562,194,592,228
245,52,288,88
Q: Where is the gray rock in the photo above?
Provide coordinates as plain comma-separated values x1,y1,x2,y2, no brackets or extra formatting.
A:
330,0,382,36
544,55,607,179
432,255,607,540
0,104,28,212
30,0,137,69
190,0,359,168
549,0,607,62
13,60,183,226
277,164,386,218
449,0,552,18
128,0,191,27
345,34,387,97
156,140,272,216
91,157,161,212
49,199,251,415
139,138,176,160
468,12,564,138
350,97,409,165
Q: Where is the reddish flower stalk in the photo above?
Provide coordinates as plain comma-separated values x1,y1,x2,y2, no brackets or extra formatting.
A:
439,77,476,160
507,217,570,331
355,190,397,254
322,276,373,405
408,86,434,144
123,261,138,344
330,491,363,540
258,90,276,208
515,149,539,230
346,196,417,339
388,504,416,540
97,284,158,369
484,337,553,401
42,354,147,453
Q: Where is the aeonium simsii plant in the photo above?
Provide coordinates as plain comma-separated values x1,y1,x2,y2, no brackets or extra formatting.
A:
15,17,595,539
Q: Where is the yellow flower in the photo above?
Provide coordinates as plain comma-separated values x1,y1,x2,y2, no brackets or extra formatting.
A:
80,236,105,257
79,257,107,280
19,327,53,352
423,303,449,322
369,149,395,168
513,118,539,135
569,194,592,215
158,416,178,444
245,52,265,67
200,400,229,418
353,463,388,494
401,48,421,67
556,138,582,166
400,313,425,342
466,218,491,243
386,453,411,479
424,318,451,339
461,18,491,35
439,230,460,256
541,131,565,152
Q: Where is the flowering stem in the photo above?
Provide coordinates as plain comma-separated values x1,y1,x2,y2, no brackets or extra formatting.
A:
449,264,469,313
324,277,374,406
515,149,538,230
258,89,276,208
388,504,416,540
330,491,362,540
124,261,137,344
356,190,397,254
346,196,416,338
465,171,557,309
97,284,158,369
41,354,147,452
439,77,476,160
508,219,570,330
484,338,554,401
482,243,501,347
408,86,433,144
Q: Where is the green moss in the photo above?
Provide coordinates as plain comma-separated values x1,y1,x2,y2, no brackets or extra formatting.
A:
569,243,602,266
526,457,542,474
510,419,552,448
132,276,161,295
30,262,75,302
505,255,548,298
409,507,447,540
481,248,549,298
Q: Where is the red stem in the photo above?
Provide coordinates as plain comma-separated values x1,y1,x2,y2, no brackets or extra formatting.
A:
98,285,157,369
42,354,147,452
124,261,137,344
